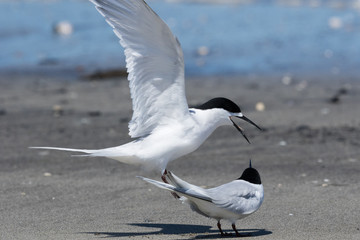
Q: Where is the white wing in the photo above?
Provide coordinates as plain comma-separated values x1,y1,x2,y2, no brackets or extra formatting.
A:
90,0,189,138
208,180,264,215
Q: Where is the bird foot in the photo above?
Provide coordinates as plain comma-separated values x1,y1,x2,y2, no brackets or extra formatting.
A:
162,170,180,199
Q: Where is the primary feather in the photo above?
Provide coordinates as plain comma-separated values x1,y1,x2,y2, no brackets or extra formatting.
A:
90,0,188,138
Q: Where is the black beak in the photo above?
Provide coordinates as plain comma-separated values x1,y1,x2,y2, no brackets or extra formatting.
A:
236,115,262,131
230,115,262,144
230,117,251,144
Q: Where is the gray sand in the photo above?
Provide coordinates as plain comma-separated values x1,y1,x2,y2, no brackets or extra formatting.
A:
0,75,359,239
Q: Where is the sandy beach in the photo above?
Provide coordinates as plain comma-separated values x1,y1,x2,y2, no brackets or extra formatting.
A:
0,74,359,240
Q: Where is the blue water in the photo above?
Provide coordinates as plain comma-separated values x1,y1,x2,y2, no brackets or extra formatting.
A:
0,0,359,77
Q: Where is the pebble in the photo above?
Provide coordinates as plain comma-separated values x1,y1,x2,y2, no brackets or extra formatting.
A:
38,151,49,156
320,108,330,115
281,75,292,85
348,158,357,163
52,104,64,117
295,80,308,91
80,118,91,125
278,140,287,146
43,172,52,177
88,111,101,117
255,102,265,111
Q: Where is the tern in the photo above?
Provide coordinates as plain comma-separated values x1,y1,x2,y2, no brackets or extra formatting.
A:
139,160,264,237
31,0,261,180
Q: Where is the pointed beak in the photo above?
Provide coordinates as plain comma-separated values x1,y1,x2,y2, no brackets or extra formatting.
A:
230,114,262,144
230,117,251,144
235,115,262,131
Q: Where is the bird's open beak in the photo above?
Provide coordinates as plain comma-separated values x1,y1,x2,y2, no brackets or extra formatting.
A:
236,115,262,131
230,115,262,144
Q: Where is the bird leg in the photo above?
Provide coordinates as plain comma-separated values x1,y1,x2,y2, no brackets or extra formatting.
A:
217,221,225,236
232,223,241,237
162,169,180,199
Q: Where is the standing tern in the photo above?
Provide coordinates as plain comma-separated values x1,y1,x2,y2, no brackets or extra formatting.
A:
139,160,264,236
31,0,262,180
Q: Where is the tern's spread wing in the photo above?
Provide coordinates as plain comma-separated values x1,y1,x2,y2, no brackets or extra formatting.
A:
208,180,263,215
90,0,188,138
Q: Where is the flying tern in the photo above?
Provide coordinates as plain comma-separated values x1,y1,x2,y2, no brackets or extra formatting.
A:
31,0,261,180
139,160,264,236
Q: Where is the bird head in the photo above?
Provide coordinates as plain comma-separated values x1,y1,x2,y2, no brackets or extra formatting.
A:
196,97,262,143
238,159,262,184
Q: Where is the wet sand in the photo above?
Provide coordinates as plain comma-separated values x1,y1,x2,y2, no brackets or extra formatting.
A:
0,74,359,239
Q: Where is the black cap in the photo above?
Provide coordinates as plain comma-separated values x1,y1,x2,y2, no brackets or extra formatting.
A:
196,97,241,113
238,162,261,185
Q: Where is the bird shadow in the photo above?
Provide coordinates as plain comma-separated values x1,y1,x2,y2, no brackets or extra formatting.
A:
82,223,272,239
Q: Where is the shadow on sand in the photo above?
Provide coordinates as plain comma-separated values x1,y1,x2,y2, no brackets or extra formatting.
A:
83,223,272,239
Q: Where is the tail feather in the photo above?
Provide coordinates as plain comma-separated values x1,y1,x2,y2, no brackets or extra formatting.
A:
137,176,176,192
167,171,194,189
139,175,212,202
29,146,97,154
167,171,209,197
30,146,142,165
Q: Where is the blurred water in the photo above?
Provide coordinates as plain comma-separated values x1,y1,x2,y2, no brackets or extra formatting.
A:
0,0,359,77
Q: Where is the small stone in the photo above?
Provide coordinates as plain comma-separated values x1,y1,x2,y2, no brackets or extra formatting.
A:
295,80,308,91
52,105,64,117
43,172,52,177
0,109,6,116
88,111,101,117
320,108,330,115
255,102,265,112
38,151,49,156
278,140,287,146
80,118,91,125
281,75,292,85
348,158,357,163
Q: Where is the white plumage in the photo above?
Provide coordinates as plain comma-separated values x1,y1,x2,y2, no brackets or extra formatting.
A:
139,163,264,236
31,0,261,176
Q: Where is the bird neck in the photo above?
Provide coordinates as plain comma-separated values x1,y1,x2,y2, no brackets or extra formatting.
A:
191,108,230,131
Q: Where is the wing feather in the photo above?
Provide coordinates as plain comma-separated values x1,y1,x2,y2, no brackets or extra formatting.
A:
90,0,189,138
209,180,263,214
